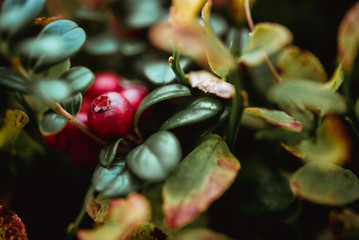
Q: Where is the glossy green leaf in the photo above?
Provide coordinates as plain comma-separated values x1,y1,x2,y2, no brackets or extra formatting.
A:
0,67,30,93
61,66,95,93
84,33,120,55
144,58,191,85
234,162,294,215
244,107,302,132
134,84,191,129
0,109,29,149
47,59,71,78
39,112,67,135
163,134,240,229
177,228,233,240
338,1,359,71
0,0,46,36
0,206,28,240
28,20,86,72
92,159,142,198
86,194,110,224
201,0,235,78
240,23,293,65
268,79,346,116
277,46,328,82
160,97,223,131
33,79,72,105
127,131,182,182
78,193,151,240
61,93,82,116
290,161,359,206
99,138,123,168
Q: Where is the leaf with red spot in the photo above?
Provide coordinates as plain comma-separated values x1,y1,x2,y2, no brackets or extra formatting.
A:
188,70,235,99
0,205,28,240
244,107,302,132
86,194,110,224
77,193,151,240
290,161,359,206
277,45,328,82
177,228,233,240
163,134,240,229
337,1,359,71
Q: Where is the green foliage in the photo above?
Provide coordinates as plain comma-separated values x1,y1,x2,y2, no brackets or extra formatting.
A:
61,66,94,93
39,112,67,135
61,93,82,116
99,138,123,168
0,67,30,93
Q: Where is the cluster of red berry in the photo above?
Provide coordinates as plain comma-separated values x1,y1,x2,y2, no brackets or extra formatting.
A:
44,72,148,167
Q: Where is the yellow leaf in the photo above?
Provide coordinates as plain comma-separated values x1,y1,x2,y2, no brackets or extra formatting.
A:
0,109,29,149
170,0,206,25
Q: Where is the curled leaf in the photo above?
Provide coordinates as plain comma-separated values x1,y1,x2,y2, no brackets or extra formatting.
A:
86,194,110,224
189,70,235,98
324,63,344,91
163,134,240,229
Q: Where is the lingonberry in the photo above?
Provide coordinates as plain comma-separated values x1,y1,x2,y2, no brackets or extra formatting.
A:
119,80,148,112
88,91,135,140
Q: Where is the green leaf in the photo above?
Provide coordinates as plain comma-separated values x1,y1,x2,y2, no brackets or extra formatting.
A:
0,0,46,36
338,1,359,71
134,83,191,129
0,67,30,93
160,97,223,131
92,159,142,198
267,79,347,117
28,19,86,72
244,107,302,132
33,79,72,105
78,193,151,240
290,161,359,206
39,112,67,135
277,46,328,82
0,206,28,240
144,58,191,85
61,66,95,93
240,22,293,65
163,134,240,229
0,109,29,149
84,33,121,55
99,138,123,168
47,59,71,78
61,93,82,116
127,131,182,182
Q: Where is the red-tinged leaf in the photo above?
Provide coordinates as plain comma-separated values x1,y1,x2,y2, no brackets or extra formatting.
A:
229,0,256,23
163,134,240,229
131,222,170,240
177,228,233,240
188,70,235,98
282,116,351,166
201,0,235,78
240,23,293,65
0,205,28,240
277,45,328,82
86,194,110,224
77,193,151,240
244,107,302,132
338,1,359,71
170,0,206,25
290,161,359,206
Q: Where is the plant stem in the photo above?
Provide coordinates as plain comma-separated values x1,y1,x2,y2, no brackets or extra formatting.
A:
244,0,282,84
51,103,106,145
67,185,95,240
169,50,189,86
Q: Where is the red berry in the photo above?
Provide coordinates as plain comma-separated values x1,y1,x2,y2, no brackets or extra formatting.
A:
84,72,123,101
88,91,135,140
119,80,148,111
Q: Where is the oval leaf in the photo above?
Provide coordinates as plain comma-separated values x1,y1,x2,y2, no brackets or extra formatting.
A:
28,19,86,72
33,79,72,105
99,138,123,168
134,83,191,129
244,107,302,132
0,67,30,93
127,131,182,182
61,66,95,93
290,161,359,206
240,22,293,65
338,1,359,71
163,134,240,229
39,112,67,135
0,0,46,36
61,93,82,116
160,97,223,131
0,109,29,149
